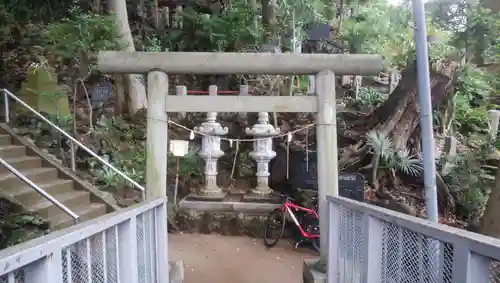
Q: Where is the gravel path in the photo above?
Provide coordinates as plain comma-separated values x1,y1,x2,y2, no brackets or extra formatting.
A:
169,233,317,283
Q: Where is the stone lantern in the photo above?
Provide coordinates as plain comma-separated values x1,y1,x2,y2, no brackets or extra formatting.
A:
245,112,279,198
194,112,229,200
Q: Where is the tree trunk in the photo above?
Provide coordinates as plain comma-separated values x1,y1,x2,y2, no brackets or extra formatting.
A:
338,60,459,213
261,0,277,38
478,160,500,237
352,60,459,150
108,0,148,116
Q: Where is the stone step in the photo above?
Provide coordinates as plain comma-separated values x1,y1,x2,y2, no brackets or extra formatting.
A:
5,179,74,206
0,156,42,174
51,203,108,230
0,134,12,146
0,144,26,158
0,167,59,188
0,122,113,232
32,190,90,219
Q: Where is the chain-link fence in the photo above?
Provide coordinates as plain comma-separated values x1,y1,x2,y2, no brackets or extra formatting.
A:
0,198,167,283
330,196,500,283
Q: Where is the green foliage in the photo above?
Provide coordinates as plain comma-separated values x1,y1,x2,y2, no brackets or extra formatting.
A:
89,118,202,190
164,2,264,52
452,65,499,136
341,0,456,69
174,145,203,178
449,5,500,64
44,6,122,73
342,1,414,66
366,130,423,177
440,143,493,222
45,9,122,57
427,2,500,139
0,211,50,249
89,117,147,189
34,113,73,139
275,0,326,49
348,86,387,109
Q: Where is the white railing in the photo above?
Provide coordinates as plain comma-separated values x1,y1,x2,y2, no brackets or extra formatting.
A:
0,198,168,283
327,195,500,283
0,88,145,200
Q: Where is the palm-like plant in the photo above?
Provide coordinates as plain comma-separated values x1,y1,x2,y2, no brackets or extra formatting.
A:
366,130,423,190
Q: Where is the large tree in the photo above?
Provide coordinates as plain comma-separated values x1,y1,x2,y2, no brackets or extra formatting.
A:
107,0,148,116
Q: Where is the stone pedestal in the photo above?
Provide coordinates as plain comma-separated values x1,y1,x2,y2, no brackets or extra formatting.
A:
302,258,327,283
169,260,184,283
441,136,458,175
243,112,280,202
192,112,228,201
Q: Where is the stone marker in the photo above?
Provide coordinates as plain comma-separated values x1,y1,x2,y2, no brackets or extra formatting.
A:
91,81,113,109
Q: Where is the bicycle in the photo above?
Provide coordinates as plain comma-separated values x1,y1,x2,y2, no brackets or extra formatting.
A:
263,192,320,252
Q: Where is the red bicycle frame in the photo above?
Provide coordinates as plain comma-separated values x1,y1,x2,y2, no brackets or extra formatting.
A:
279,199,320,239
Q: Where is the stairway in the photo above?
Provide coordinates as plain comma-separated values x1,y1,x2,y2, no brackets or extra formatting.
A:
0,123,117,230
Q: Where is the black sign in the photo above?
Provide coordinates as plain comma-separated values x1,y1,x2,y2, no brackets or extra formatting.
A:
339,173,365,202
306,23,333,41
289,149,317,190
271,147,365,201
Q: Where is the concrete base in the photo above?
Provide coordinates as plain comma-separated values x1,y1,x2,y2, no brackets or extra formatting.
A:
178,197,280,213
303,258,327,283
243,191,282,204
169,260,184,283
184,191,226,202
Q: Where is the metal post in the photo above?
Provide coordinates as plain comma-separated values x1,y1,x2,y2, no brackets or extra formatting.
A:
70,141,76,171
411,0,438,223
412,1,441,280
3,90,9,123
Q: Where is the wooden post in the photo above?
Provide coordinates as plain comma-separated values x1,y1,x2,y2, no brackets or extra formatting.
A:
176,85,187,119
208,85,217,96
146,71,168,199
315,70,338,269
208,85,219,117
238,85,249,119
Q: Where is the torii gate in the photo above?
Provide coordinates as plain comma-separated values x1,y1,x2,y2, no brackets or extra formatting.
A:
96,51,383,276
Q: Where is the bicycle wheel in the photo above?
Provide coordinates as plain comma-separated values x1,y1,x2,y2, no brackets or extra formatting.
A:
263,208,286,248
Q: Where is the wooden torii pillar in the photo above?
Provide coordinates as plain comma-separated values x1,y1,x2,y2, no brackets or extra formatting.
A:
96,51,383,275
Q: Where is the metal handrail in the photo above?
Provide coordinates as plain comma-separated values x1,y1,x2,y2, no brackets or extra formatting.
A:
0,88,146,200
0,157,79,220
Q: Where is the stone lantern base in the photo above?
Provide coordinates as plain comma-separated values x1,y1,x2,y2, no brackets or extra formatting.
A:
243,188,281,203
186,189,227,201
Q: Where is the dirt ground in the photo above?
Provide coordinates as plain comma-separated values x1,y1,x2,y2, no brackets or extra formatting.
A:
168,233,318,283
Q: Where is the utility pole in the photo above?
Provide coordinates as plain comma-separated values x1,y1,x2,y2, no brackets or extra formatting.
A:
411,0,439,223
